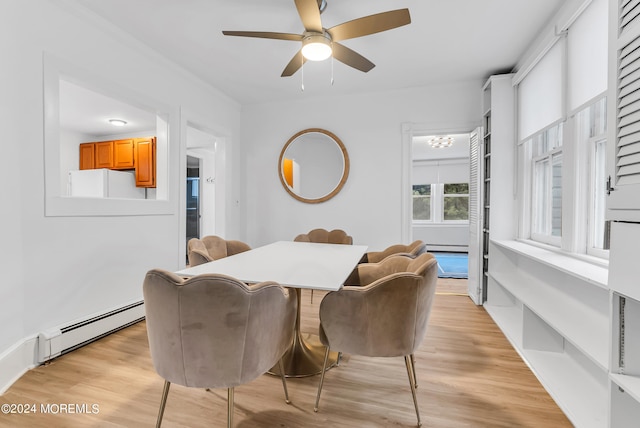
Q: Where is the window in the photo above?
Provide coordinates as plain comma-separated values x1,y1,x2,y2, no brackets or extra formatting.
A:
578,96,609,256
530,123,563,245
413,183,469,223
591,138,607,250
412,184,431,221
443,183,469,221
521,96,608,258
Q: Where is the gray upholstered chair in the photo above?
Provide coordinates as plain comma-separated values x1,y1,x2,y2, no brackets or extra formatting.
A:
313,255,438,427
143,269,297,428
187,235,251,267
364,240,427,264
294,228,353,302
293,228,353,245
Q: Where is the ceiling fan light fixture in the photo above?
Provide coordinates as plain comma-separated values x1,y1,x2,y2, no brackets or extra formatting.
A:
301,33,332,61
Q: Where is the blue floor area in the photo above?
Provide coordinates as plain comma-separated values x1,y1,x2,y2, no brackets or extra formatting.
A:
432,252,468,279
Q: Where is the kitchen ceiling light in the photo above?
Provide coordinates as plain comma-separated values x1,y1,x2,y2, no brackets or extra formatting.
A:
429,136,454,148
301,33,332,61
108,119,127,126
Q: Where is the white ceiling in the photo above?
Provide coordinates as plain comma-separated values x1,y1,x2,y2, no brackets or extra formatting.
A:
68,0,564,106
59,80,157,136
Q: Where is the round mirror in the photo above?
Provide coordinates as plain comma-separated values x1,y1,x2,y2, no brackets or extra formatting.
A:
278,128,350,204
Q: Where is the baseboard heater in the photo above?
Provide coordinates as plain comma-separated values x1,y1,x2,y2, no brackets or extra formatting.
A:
426,243,469,251
37,301,145,363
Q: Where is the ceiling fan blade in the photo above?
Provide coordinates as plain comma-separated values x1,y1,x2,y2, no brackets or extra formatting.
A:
222,31,303,42
281,50,307,77
294,0,323,33
328,9,411,42
332,42,375,73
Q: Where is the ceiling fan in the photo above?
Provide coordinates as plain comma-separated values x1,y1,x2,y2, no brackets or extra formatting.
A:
222,0,411,77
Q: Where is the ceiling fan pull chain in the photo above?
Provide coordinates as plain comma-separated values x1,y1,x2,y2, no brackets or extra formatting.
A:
301,55,305,91
331,52,334,86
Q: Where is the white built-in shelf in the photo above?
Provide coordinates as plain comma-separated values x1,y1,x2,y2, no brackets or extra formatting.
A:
484,303,522,345
488,243,609,371
486,300,608,428
492,240,608,290
525,348,608,428
611,373,640,403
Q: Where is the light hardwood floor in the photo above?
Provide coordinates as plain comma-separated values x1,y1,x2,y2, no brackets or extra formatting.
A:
0,279,571,427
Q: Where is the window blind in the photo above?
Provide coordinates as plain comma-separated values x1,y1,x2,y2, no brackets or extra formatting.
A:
567,0,607,111
413,160,470,185
518,41,564,140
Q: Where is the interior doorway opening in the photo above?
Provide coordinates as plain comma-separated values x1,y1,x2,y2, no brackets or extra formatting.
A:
186,156,201,263
184,123,220,266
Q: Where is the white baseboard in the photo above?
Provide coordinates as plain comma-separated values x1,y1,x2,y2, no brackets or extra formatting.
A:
0,336,38,395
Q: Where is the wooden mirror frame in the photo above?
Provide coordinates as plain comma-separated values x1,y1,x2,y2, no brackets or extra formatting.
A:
278,128,350,204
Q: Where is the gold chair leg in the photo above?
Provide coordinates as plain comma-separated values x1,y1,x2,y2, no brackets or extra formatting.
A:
227,387,234,428
411,353,418,388
156,380,171,428
314,346,331,412
278,358,291,404
405,355,421,427
310,289,314,304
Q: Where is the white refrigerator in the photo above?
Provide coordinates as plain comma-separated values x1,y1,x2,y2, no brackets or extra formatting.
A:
68,169,146,199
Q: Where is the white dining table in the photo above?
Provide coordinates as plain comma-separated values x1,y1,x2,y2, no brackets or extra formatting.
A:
176,240,368,377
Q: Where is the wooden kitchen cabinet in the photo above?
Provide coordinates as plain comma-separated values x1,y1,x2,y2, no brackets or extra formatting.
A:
133,137,156,187
78,137,156,188
79,143,95,170
113,139,135,169
94,141,114,169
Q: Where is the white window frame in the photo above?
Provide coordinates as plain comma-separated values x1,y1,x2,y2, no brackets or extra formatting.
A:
527,122,564,247
531,148,563,246
587,135,608,258
412,184,433,223
441,183,470,223
571,95,609,260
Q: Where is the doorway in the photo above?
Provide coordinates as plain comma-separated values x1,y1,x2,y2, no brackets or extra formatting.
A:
186,156,201,263
401,124,478,298
184,122,220,266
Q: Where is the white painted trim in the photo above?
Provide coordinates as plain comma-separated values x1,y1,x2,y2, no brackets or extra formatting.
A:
0,337,38,395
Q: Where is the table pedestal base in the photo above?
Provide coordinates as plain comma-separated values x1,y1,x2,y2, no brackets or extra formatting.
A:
269,333,339,378
268,288,339,377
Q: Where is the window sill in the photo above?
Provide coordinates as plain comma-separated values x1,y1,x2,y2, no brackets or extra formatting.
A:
492,239,609,290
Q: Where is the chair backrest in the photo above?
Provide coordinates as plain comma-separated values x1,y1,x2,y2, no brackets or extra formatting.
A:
143,269,296,389
294,228,353,245
319,257,438,358
356,252,435,286
187,236,251,266
365,240,426,263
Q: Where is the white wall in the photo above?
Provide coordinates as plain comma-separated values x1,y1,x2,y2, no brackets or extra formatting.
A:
413,225,469,252
241,80,482,252
0,0,242,389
